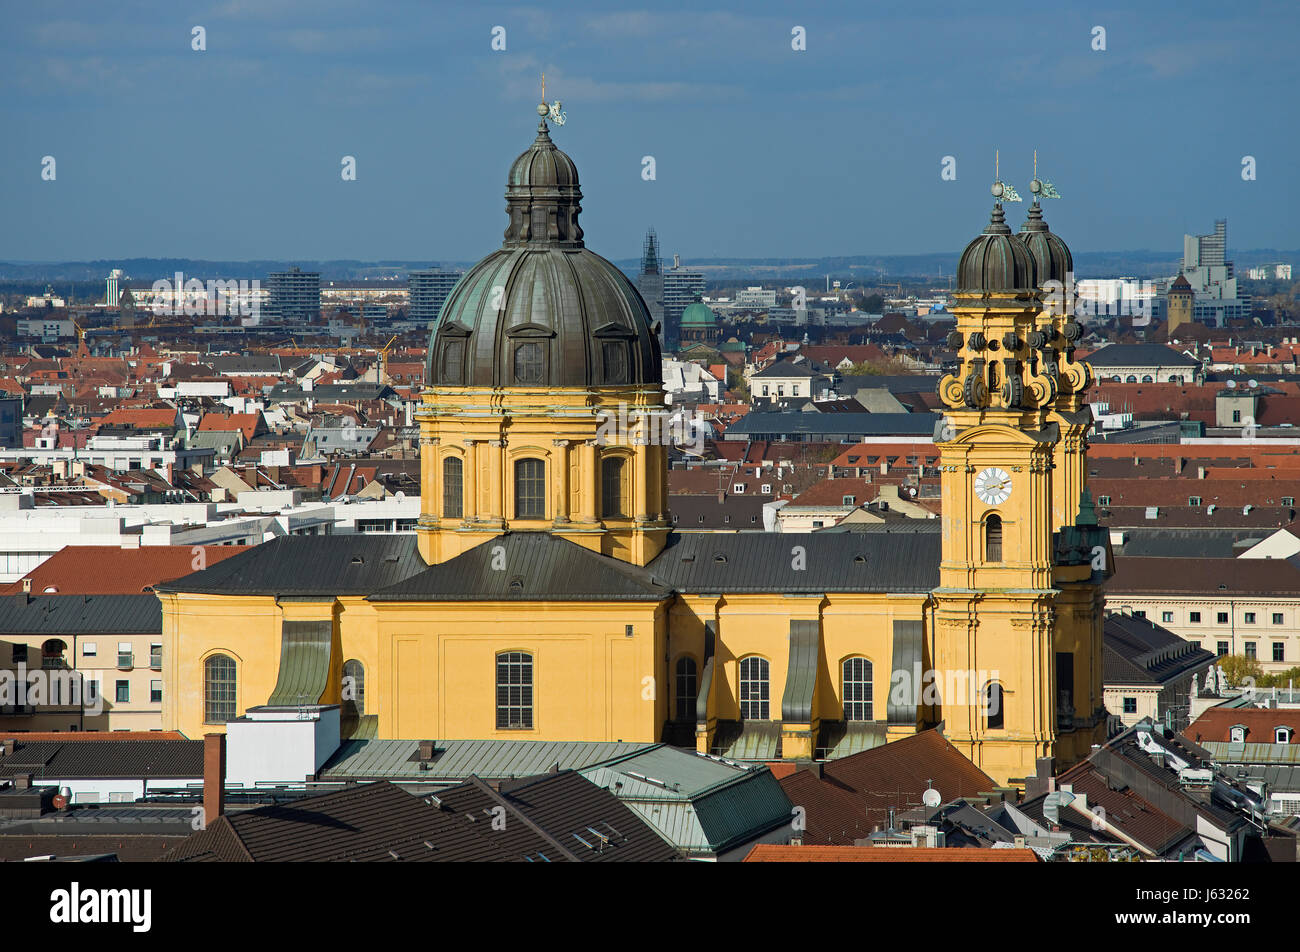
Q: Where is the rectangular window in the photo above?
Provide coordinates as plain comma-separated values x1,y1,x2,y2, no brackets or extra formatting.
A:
1189,496,1202,507
495,652,534,730
83,642,97,657
1217,612,1229,625
1217,641,1230,656
513,458,545,519
115,680,130,703
117,642,133,667
1245,612,1257,624
1275,642,1286,663
512,342,544,384
1273,613,1284,625
11,645,27,664
1285,497,1295,507
1123,697,1138,714
1161,611,1174,623
151,680,162,704
1246,642,1257,660
1190,612,1201,623
150,644,162,668
1232,410,1241,423
1098,496,1111,506
1132,610,1146,619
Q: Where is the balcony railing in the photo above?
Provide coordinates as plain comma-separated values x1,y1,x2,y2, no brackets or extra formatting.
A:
117,652,134,670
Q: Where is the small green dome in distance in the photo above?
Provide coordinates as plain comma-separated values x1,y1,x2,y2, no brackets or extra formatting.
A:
680,295,717,327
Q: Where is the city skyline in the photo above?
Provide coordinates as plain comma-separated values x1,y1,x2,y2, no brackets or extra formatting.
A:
2,0,1297,263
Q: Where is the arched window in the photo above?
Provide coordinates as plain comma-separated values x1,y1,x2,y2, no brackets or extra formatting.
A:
496,651,534,729
675,656,698,721
513,458,545,519
1276,727,1292,744
843,657,874,721
204,654,237,724
342,659,365,718
986,682,1004,730
1141,375,1153,383
41,638,67,670
601,457,626,518
442,456,463,519
739,656,770,720
1169,375,1183,384
985,514,1003,562
1125,375,1137,383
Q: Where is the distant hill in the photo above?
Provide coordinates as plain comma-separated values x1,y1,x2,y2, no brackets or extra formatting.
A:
2,249,1295,284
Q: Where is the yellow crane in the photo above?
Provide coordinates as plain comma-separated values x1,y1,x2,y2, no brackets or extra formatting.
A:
377,334,398,383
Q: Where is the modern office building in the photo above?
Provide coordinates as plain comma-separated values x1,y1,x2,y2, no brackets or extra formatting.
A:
1182,219,1227,271
663,256,704,346
106,269,125,308
408,268,463,324
264,267,321,323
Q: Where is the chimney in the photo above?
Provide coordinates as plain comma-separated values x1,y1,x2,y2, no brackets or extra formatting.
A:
203,733,226,826
418,739,436,761
14,773,32,791
21,579,31,594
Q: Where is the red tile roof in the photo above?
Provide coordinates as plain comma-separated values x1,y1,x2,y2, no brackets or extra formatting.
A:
0,545,250,596
1187,708,1300,744
197,412,262,441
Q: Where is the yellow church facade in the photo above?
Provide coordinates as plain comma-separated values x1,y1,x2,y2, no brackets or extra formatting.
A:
157,115,1111,787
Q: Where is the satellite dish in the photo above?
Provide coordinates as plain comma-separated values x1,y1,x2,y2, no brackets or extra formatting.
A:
1248,379,1258,389
394,491,405,500
1226,380,1237,389
52,793,69,809
922,788,942,808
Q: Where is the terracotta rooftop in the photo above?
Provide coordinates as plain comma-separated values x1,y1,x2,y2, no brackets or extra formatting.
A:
0,545,250,596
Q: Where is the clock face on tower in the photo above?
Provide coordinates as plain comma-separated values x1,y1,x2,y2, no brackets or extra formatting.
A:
974,467,1012,505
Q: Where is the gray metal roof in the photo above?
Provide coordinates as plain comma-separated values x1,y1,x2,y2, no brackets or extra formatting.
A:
319,738,655,782
579,746,792,855
370,532,673,602
0,594,161,635
154,535,425,597
647,532,939,594
1085,343,1199,368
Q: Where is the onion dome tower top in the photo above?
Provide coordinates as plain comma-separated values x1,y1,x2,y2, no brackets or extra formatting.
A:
426,95,661,389
1016,155,1072,287
957,201,1038,293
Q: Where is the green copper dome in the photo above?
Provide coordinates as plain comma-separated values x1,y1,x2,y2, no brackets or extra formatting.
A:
680,297,717,327
426,120,661,389
957,203,1038,294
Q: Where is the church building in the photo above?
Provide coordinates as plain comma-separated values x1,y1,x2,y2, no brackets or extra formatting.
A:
156,107,1111,787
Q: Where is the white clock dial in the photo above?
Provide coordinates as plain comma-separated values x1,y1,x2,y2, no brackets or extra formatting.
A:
975,467,1012,506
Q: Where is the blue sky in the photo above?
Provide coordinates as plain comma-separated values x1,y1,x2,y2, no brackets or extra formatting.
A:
2,0,1297,263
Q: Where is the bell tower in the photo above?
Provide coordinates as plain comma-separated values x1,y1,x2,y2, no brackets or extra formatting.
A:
932,176,1066,786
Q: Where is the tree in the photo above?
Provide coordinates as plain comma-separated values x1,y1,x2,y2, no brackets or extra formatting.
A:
1217,654,1263,687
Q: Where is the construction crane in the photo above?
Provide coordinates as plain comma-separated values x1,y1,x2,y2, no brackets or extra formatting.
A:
377,334,398,383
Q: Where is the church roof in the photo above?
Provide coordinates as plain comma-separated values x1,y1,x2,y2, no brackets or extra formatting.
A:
957,203,1037,294
369,532,673,602
153,535,425,597
647,531,940,594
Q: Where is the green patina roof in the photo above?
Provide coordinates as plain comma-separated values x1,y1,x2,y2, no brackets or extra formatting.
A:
267,620,333,707
680,300,717,327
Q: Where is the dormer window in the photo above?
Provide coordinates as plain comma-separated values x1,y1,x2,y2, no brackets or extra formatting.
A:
1230,725,1247,743
513,342,544,383
1277,727,1293,744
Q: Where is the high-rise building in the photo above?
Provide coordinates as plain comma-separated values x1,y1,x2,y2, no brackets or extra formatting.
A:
106,269,125,308
265,267,321,323
1182,219,1227,271
409,268,463,324
662,255,704,347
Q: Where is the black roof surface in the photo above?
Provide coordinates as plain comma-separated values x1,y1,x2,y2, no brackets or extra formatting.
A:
0,739,203,780
155,535,426,597
166,773,679,862
647,531,940,594
0,594,161,634
370,532,673,602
